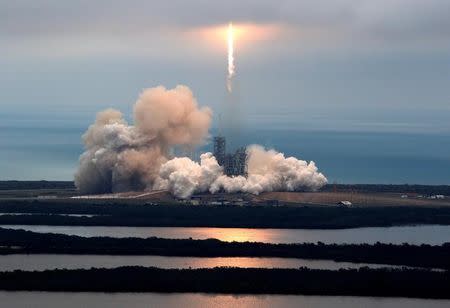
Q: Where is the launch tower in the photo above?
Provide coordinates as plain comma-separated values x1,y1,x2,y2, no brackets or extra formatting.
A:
213,136,247,176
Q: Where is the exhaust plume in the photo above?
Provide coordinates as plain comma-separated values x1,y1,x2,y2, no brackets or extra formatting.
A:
155,145,327,199
74,85,212,194
226,22,235,93
75,85,327,198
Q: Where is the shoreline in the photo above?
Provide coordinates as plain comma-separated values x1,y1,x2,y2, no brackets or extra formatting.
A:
1,228,449,269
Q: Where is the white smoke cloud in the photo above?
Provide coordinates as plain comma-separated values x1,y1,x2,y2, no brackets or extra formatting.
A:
155,145,327,198
154,153,223,199
75,85,327,198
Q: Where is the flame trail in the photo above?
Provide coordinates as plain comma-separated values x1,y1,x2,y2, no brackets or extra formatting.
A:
227,22,235,93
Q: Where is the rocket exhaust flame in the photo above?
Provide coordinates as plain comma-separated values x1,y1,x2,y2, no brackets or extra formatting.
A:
227,22,235,93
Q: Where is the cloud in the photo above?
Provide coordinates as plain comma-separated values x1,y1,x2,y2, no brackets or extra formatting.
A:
2,0,450,58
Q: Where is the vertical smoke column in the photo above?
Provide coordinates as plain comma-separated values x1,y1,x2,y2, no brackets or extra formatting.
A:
222,21,241,151
226,22,235,93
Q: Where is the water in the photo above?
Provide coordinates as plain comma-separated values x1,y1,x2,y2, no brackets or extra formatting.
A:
0,292,448,308
0,125,84,181
3,225,449,245
1,123,450,184
0,254,408,272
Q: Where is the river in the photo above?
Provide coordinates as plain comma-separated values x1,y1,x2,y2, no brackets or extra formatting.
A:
3,224,449,245
0,254,413,272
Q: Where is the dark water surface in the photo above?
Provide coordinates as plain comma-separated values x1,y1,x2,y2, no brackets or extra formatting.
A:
0,254,410,272
0,292,448,308
3,224,449,245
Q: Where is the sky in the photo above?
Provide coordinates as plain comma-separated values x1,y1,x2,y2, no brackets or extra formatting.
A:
1,1,450,183
1,0,449,134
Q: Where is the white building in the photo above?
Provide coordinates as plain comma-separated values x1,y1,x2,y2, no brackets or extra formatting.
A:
338,201,352,207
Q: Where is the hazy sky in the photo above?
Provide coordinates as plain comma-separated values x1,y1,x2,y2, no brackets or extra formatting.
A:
1,0,450,133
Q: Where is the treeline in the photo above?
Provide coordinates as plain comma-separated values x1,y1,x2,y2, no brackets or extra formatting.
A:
321,184,450,195
3,181,449,195
1,228,449,269
0,181,75,190
0,201,449,228
0,266,448,298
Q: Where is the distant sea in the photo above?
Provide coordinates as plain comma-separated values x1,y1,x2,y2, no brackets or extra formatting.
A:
1,123,449,185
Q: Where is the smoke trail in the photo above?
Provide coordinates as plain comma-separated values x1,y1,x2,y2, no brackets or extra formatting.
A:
222,21,241,152
226,22,235,93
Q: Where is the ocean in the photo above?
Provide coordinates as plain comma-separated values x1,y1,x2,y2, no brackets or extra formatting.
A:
1,122,449,184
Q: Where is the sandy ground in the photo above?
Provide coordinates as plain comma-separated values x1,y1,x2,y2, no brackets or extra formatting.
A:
256,191,450,207
0,188,448,208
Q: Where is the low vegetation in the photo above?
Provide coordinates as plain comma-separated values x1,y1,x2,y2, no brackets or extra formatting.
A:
1,228,449,269
1,200,449,228
0,181,75,190
0,266,448,298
